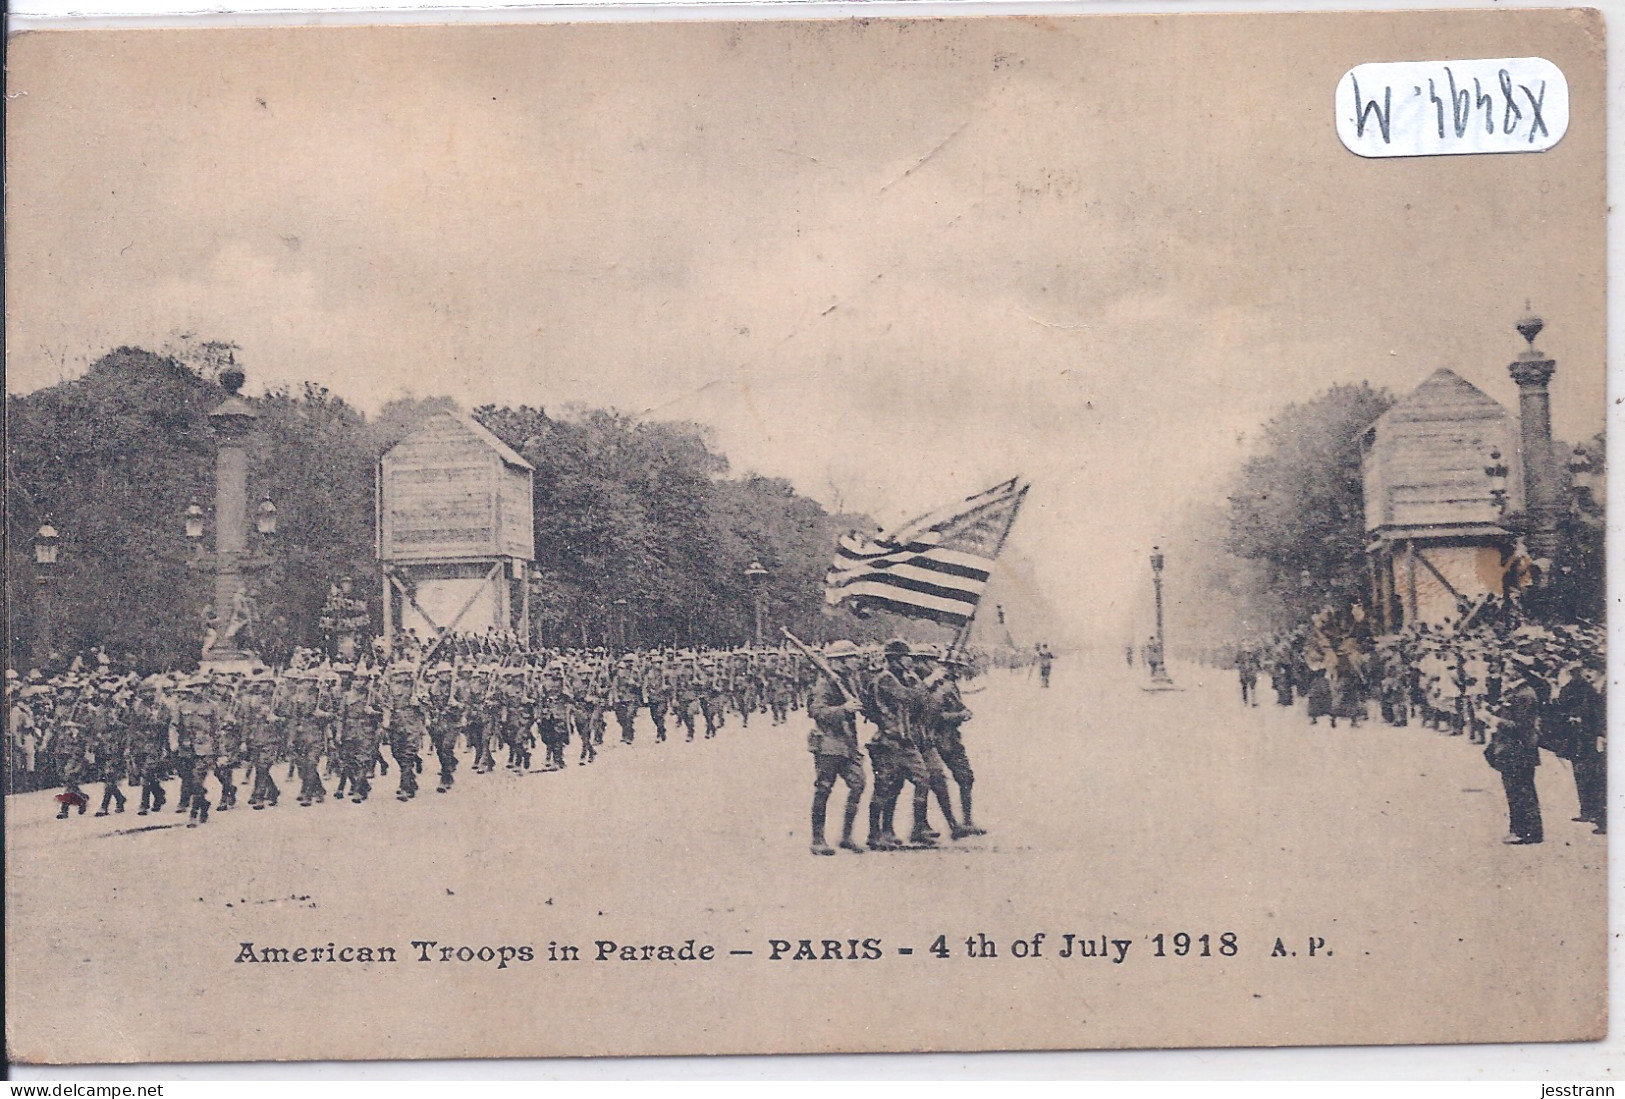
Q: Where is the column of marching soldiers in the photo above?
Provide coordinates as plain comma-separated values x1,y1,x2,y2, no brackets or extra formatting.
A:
5,635,991,855
1232,594,1607,844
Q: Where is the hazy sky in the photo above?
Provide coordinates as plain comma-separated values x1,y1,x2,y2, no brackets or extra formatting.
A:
6,12,1606,642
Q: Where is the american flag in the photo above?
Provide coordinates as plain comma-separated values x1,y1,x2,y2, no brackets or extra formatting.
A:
824,478,1029,627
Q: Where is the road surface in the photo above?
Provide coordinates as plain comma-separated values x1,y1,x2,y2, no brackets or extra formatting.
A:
5,654,1607,1061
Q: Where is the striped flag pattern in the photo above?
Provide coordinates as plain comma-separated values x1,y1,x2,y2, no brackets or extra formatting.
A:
824,478,1029,627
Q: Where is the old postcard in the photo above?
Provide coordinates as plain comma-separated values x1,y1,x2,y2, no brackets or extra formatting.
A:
2,8,1608,1064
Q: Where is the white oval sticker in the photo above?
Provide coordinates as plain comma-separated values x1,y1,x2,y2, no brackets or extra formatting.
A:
1336,57,1568,158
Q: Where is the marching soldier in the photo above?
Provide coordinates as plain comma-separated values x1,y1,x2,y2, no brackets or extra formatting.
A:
243,671,284,810
174,677,223,826
643,654,670,742
806,640,867,856
86,679,129,817
534,662,571,771
383,663,425,801
130,676,172,815
928,650,985,837
610,654,641,745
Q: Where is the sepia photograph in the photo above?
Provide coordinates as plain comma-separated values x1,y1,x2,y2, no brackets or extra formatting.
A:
2,7,1609,1065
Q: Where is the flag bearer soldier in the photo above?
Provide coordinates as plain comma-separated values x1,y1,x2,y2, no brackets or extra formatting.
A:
862,640,928,850
384,663,425,801
643,653,670,742
426,662,462,792
243,671,284,810
87,679,129,817
806,640,867,856
131,676,172,815
174,677,223,826
611,654,641,745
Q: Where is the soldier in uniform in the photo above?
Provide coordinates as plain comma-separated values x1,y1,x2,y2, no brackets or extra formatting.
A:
643,654,670,742
130,676,172,815
86,679,129,817
610,654,641,745
730,651,755,728
575,656,607,764
288,671,331,807
908,646,970,843
384,664,425,801
174,677,223,826
672,653,701,742
425,663,462,792
697,654,724,738
534,662,571,771
337,665,382,803
930,650,985,836
863,640,938,849
243,670,284,810
51,679,91,819
805,640,867,856
766,653,792,725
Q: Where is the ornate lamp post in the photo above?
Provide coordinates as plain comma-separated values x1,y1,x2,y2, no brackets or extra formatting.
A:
191,358,277,669
745,560,768,647
33,521,60,671
1147,546,1173,687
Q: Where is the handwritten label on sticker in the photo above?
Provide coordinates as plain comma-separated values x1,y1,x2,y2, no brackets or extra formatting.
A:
1336,57,1568,158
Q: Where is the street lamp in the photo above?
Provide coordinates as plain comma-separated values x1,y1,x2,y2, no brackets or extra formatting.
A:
1568,444,1598,511
33,521,60,670
745,560,768,647
1485,449,1510,516
256,496,278,537
33,522,59,567
1147,546,1173,687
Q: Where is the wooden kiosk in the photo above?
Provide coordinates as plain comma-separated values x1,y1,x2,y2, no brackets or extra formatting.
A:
377,412,535,655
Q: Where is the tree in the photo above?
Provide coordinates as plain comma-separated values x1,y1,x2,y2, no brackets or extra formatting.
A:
1225,383,1396,626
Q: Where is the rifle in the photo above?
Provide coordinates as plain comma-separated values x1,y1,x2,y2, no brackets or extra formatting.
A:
780,628,856,705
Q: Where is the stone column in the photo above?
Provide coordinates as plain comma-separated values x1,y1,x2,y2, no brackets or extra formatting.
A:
1508,314,1560,560
206,360,260,665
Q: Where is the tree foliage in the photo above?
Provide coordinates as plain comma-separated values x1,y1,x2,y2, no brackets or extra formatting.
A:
6,347,894,670
1224,383,1396,625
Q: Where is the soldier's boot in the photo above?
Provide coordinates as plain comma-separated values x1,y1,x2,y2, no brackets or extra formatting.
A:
909,786,939,845
957,786,986,836
56,801,70,820
839,790,865,853
810,794,835,856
